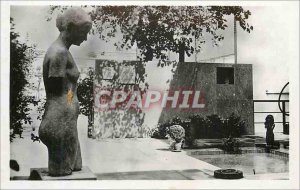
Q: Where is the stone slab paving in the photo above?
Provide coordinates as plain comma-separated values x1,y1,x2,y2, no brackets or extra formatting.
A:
10,116,289,180
10,116,219,180
81,138,219,179
96,169,215,180
29,166,97,180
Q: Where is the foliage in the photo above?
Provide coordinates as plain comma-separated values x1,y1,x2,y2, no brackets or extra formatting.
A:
166,125,185,143
47,5,253,64
189,114,209,139
36,98,46,121
221,136,241,154
149,123,167,139
189,113,246,139
10,18,39,142
224,113,246,138
77,67,94,137
206,114,223,138
152,113,246,147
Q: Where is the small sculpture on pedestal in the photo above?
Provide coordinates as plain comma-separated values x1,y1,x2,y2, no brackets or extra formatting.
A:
166,125,185,152
264,115,275,146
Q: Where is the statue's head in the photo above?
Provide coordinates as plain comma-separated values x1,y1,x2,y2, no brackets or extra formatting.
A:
264,115,274,127
56,7,92,46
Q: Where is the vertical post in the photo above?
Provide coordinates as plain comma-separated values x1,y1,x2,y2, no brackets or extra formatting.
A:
136,45,138,61
233,17,238,130
234,17,237,64
282,101,286,131
253,100,255,135
195,35,197,62
179,42,185,62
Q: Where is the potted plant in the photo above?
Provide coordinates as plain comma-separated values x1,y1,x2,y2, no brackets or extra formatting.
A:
166,125,185,152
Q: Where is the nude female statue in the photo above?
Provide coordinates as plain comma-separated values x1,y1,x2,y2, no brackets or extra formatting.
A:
39,8,92,176
264,115,275,146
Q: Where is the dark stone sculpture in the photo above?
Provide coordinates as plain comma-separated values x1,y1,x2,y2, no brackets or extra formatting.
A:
39,8,92,176
264,115,275,146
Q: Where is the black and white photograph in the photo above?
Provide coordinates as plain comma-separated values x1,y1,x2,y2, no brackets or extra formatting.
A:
1,0,299,189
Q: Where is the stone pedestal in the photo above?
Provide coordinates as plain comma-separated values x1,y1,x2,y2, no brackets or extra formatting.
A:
29,166,96,180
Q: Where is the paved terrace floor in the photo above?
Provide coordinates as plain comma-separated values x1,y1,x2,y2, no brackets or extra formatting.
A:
10,117,220,180
10,116,289,180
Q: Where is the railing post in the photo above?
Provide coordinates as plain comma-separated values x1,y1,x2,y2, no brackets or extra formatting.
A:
253,100,255,135
282,101,286,131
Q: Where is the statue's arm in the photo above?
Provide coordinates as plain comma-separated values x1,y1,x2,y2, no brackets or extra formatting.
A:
47,49,68,96
47,77,64,96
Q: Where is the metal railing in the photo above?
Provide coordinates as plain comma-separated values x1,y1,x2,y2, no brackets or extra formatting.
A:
253,100,289,133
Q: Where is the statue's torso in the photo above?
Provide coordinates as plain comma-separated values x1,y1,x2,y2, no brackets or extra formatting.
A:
43,44,80,105
40,43,80,132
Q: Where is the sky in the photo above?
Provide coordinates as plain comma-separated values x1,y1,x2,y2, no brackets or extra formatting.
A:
10,4,298,131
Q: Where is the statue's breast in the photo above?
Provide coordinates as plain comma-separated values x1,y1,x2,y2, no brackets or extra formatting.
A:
66,53,80,83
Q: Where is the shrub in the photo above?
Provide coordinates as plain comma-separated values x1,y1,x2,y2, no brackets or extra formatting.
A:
189,115,209,139
10,18,40,141
221,136,241,154
77,68,94,138
223,113,246,138
206,114,223,138
152,113,246,148
150,123,168,139
189,113,246,139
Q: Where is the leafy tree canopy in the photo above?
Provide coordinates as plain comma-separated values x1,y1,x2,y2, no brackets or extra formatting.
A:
47,6,253,66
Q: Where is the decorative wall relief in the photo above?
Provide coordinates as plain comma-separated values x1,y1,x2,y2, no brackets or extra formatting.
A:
93,59,150,138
